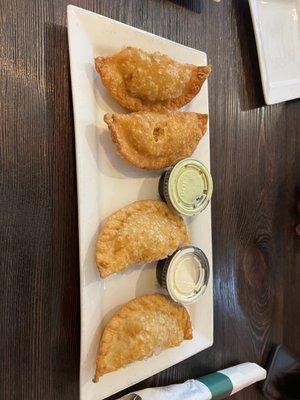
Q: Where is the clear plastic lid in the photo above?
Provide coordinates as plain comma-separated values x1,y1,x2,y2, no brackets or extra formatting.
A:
167,158,213,216
166,246,209,305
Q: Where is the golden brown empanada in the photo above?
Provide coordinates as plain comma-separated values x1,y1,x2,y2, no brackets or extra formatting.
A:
96,200,189,278
93,293,192,381
95,47,211,111
104,111,208,169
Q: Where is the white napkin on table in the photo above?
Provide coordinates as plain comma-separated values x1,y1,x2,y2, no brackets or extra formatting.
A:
119,380,212,400
118,363,266,400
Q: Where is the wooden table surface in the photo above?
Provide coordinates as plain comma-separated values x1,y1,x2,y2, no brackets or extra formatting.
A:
1,0,300,399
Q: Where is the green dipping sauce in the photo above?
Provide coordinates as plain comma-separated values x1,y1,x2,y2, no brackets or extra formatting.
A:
160,158,213,216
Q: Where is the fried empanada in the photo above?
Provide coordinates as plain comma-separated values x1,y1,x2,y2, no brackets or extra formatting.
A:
93,294,192,381
95,47,211,111
96,200,189,278
104,111,208,169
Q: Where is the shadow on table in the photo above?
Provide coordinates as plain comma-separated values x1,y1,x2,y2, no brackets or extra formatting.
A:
44,22,80,398
232,2,265,111
167,0,202,14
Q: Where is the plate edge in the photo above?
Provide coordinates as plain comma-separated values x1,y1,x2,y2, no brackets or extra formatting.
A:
67,4,208,61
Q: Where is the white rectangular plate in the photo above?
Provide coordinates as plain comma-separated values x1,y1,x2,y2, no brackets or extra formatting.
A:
248,0,300,104
67,5,213,400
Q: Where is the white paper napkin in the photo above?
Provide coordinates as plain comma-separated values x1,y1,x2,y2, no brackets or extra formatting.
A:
118,363,266,400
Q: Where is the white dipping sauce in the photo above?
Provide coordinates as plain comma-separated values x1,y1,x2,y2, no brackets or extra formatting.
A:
174,253,201,294
166,247,209,304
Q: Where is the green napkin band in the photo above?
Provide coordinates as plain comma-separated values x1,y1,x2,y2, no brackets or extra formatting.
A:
197,372,233,399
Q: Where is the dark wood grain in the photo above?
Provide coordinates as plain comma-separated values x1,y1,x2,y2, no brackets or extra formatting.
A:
0,1,299,399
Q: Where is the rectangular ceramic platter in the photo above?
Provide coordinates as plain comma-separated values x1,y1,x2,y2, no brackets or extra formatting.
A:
67,5,213,400
248,0,300,104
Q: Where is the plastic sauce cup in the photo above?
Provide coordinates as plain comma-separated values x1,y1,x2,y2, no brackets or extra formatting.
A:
158,158,213,216
156,246,210,305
